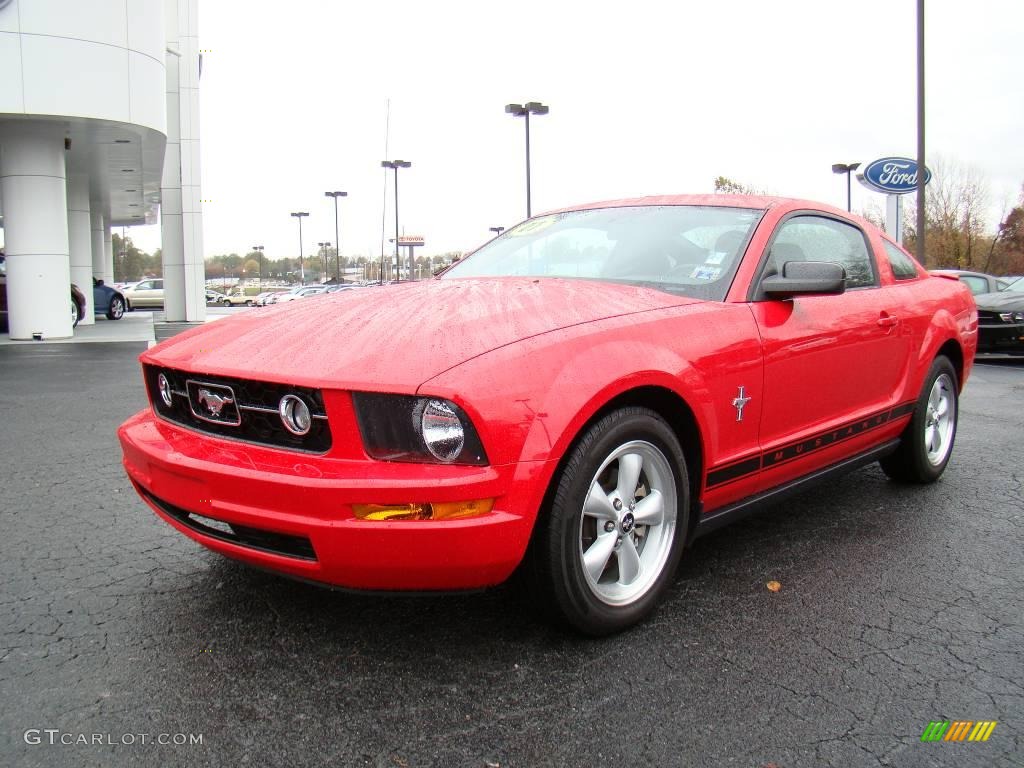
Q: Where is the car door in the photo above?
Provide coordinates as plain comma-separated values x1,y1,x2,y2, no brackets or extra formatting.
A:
748,213,913,491
131,280,154,307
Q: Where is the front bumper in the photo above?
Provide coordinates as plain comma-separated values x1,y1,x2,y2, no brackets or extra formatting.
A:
977,321,1024,354
119,409,551,591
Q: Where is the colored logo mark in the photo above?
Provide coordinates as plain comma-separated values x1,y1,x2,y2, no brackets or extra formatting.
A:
921,721,997,742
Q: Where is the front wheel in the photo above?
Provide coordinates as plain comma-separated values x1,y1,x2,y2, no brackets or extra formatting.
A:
880,356,959,483
524,407,688,635
71,297,81,327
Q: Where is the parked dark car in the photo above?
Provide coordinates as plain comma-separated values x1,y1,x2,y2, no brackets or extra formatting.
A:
1,255,124,329
92,278,127,320
974,276,1024,354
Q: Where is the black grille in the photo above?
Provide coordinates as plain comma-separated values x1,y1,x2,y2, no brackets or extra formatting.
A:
144,365,332,453
136,483,317,561
977,310,1002,323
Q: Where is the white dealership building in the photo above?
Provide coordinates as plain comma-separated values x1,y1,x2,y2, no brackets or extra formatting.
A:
0,0,205,339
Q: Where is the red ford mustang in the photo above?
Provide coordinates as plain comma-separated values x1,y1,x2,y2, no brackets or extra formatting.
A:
119,195,977,634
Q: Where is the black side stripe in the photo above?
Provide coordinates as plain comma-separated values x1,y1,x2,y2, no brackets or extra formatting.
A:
706,400,916,490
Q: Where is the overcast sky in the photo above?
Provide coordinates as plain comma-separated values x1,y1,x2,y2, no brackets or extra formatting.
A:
130,0,1024,262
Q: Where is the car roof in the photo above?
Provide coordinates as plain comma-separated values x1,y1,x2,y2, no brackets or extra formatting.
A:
541,193,848,217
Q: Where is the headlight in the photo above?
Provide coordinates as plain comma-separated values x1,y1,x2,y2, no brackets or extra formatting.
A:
279,394,312,435
999,311,1024,323
352,393,488,465
420,399,465,461
157,373,173,407
1014,312,1024,323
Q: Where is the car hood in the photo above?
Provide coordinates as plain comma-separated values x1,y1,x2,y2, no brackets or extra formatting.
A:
142,278,696,391
975,291,1024,311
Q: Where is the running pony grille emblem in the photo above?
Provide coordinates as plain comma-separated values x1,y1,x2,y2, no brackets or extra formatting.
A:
198,388,233,417
186,380,242,426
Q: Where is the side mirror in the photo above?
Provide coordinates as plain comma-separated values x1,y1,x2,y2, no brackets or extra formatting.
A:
763,261,846,299
94,277,103,286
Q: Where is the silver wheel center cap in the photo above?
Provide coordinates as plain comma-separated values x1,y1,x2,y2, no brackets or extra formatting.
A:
621,512,635,534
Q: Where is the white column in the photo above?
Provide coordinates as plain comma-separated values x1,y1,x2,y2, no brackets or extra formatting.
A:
0,122,73,340
179,0,206,321
103,226,113,286
67,173,95,325
90,208,106,280
161,0,205,322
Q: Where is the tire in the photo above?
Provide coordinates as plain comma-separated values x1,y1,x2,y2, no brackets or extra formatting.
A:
107,295,125,320
71,297,81,327
880,356,958,483
524,407,689,635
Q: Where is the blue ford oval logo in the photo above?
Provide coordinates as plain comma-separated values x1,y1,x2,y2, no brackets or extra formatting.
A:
861,157,932,194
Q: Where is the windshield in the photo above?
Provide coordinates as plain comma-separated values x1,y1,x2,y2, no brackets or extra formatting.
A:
1004,276,1024,292
442,205,764,300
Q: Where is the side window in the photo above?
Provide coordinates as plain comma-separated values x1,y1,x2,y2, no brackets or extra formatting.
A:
154,280,163,290
136,280,152,290
770,215,876,289
882,241,920,280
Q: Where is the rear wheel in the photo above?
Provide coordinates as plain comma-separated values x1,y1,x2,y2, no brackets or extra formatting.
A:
525,407,688,635
880,356,958,483
71,297,80,327
107,295,125,320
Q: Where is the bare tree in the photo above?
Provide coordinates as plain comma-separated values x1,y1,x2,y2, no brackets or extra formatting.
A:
903,155,991,269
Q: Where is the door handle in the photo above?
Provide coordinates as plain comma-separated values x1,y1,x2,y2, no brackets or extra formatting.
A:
877,313,899,328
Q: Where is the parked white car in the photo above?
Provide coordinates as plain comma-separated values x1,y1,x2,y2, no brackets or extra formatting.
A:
270,286,327,304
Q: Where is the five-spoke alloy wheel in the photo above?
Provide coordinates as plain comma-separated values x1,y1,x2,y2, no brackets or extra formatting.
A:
880,355,959,483
526,407,688,635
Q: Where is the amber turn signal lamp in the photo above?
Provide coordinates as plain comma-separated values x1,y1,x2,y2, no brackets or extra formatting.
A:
352,499,495,522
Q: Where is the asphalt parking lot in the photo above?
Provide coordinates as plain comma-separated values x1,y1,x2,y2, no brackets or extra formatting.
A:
1,344,1021,768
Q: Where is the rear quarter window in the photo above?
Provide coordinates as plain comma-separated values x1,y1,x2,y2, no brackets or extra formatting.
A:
882,241,921,280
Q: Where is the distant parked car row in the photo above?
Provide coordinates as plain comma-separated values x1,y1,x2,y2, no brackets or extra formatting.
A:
1,268,368,331
258,284,360,305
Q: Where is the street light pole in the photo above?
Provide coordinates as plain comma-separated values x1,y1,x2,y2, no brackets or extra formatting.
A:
325,191,347,282
381,160,411,284
252,245,264,292
916,0,926,265
831,163,861,212
317,242,331,282
290,211,308,284
505,101,549,218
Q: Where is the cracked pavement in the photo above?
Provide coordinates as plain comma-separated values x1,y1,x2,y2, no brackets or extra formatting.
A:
1,344,1021,767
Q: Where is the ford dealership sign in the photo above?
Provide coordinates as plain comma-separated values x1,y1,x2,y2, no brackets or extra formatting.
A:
861,157,932,194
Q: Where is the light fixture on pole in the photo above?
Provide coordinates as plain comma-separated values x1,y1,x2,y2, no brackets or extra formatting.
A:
290,211,309,283
489,226,505,236
505,101,549,218
381,160,411,284
831,163,861,212
325,191,347,282
252,245,264,291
